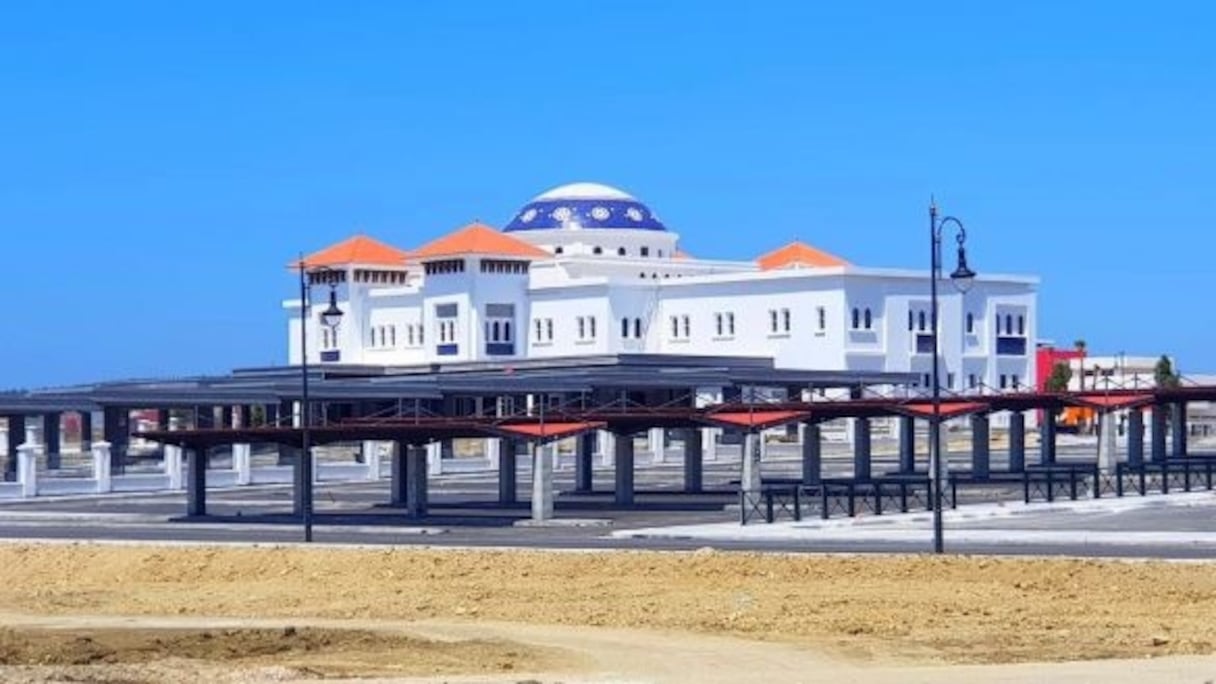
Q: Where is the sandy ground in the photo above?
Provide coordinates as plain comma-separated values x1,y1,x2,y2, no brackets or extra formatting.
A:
0,542,1215,682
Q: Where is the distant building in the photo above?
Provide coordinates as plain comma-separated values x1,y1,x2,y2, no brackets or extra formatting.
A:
287,182,1040,392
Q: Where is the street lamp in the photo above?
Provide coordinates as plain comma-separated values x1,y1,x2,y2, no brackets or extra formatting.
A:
929,201,976,554
297,258,344,543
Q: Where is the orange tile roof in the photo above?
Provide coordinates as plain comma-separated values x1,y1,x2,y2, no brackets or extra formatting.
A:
412,222,550,260
297,234,409,268
756,241,849,271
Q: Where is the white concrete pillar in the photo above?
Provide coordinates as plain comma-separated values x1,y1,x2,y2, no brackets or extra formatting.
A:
598,430,615,467
702,427,718,462
24,423,41,448
362,440,382,481
741,432,762,493
164,445,184,490
758,432,770,462
648,427,665,464
426,441,443,476
485,438,501,470
92,441,112,493
232,443,252,486
531,441,555,521
17,443,38,498
1098,411,1119,474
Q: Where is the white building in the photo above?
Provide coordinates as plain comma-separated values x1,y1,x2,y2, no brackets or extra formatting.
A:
286,183,1039,393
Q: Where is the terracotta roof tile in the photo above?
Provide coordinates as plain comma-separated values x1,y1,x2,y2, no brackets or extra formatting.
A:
297,234,409,268
413,222,550,260
756,241,848,270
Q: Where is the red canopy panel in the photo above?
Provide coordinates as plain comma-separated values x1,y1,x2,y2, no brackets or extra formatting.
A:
1067,394,1154,411
493,421,606,440
701,410,811,430
897,401,988,419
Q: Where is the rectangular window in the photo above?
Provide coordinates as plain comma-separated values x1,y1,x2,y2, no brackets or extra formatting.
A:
923,373,931,388
640,246,650,257
535,319,543,342
682,315,690,338
546,318,554,341
817,307,826,331
782,308,791,332
715,313,723,336
671,315,679,338
1000,374,1008,389
947,373,955,389
727,312,735,335
589,316,597,338
769,310,778,333
968,374,977,389
1012,374,1021,389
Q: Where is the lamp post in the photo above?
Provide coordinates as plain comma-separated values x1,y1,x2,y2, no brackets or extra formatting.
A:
929,201,976,554
297,258,344,543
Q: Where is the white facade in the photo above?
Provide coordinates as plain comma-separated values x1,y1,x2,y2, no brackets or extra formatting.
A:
286,183,1039,392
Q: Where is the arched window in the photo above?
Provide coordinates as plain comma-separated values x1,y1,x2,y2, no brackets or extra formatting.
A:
966,313,974,334
621,317,629,338
492,321,501,342
554,246,564,255
593,246,603,255
918,311,927,331
851,308,860,329
1017,315,1025,335
864,308,872,330
908,311,914,331
618,247,627,256
503,321,512,342
1005,314,1013,335
634,318,642,338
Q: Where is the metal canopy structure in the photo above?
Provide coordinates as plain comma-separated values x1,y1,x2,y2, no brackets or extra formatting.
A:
2,354,916,417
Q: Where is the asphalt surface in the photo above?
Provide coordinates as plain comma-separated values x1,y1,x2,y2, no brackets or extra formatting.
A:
2,441,1214,559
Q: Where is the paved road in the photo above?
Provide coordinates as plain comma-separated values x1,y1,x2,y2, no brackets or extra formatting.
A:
2,444,1213,559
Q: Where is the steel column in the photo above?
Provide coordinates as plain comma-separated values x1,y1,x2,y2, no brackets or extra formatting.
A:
1008,411,1026,472
801,422,822,485
1127,408,1145,466
898,416,916,474
1151,405,1168,463
683,427,703,493
574,431,594,493
614,432,635,506
970,413,990,479
187,446,207,517
853,417,872,481
498,438,518,504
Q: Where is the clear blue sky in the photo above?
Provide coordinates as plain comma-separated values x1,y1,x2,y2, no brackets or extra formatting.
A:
3,2,1213,388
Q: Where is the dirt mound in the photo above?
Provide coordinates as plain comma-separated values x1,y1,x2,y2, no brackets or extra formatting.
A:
1,542,1216,667
0,624,560,679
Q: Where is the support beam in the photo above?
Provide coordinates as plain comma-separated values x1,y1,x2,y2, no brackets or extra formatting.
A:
390,441,408,506
498,438,518,504
1098,411,1118,473
971,414,990,479
1039,408,1058,465
574,432,595,493
614,433,635,506
405,444,428,517
683,428,703,493
4,415,25,482
1171,401,1188,458
78,410,93,453
741,431,762,492
187,446,207,517
1127,408,1145,466
44,412,62,470
898,416,916,474
293,443,312,517
853,417,872,481
1151,405,1168,463
1008,411,1026,473
103,408,129,475
801,422,822,486
531,441,555,521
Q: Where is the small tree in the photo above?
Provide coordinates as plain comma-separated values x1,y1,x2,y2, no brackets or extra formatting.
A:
1045,362,1073,392
1154,355,1181,389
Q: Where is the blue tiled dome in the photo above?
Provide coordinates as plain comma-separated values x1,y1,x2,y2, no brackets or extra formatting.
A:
504,182,667,232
